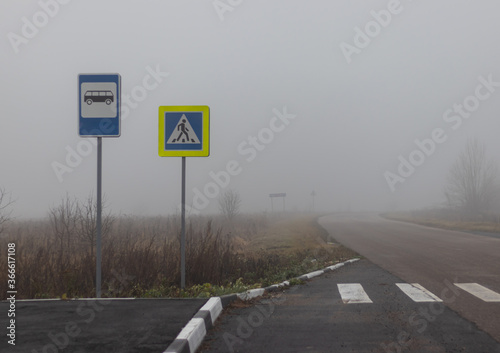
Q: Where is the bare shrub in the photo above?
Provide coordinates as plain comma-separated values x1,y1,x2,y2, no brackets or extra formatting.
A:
0,187,14,235
187,220,235,285
48,194,79,267
444,138,499,218
218,189,242,221
76,193,114,258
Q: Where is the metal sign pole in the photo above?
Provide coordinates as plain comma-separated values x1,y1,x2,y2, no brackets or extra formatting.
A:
158,106,209,290
181,156,186,289
96,137,102,298
79,73,121,299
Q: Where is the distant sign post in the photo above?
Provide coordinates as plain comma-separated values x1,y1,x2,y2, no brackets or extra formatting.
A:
78,73,121,298
158,106,210,289
269,193,286,212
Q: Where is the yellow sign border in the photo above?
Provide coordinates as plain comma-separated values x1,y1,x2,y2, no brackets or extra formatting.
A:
158,106,210,157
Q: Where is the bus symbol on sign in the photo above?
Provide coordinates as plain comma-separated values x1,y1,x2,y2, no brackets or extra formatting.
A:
84,90,114,105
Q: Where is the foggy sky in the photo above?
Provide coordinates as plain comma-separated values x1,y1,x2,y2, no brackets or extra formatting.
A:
2,0,500,219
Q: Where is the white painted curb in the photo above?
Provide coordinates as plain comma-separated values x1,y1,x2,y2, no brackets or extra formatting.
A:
237,288,265,301
326,263,344,271
17,297,136,302
164,257,361,353
164,318,206,353
199,297,223,325
304,270,325,279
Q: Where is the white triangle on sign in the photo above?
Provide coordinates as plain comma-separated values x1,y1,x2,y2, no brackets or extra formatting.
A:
166,114,201,144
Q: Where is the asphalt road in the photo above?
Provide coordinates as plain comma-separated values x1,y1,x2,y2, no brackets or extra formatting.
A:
3,213,499,352
200,259,500,352
318,212,500,343
0,298,207,353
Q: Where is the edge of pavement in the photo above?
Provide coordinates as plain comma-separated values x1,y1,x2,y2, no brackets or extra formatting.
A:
163,257,360,353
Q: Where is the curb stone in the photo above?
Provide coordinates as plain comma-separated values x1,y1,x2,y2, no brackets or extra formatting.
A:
163,257,360,353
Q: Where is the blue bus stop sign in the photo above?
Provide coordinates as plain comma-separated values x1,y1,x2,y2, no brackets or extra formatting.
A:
78,74,121,137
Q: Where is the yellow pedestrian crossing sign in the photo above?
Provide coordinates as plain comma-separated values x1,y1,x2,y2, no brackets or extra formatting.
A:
158,106,210,157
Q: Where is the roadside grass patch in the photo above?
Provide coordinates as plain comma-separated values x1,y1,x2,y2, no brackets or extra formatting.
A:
382,211,500,233
0,213,357,299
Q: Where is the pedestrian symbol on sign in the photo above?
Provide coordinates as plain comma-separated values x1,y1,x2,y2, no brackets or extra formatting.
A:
167,114,201,144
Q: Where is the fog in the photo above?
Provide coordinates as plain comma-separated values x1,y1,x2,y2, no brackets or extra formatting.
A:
2,0,500,219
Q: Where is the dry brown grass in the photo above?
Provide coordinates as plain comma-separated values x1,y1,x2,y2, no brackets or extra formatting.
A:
0,212,357,300
382,211,500,233
244,215,345,255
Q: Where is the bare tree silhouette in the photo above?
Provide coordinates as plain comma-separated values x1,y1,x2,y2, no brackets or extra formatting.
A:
444,138,499,217
218,189,242,221
0,187,14,235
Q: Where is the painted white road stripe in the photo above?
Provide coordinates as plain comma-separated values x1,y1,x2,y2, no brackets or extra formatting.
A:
396,283,443,302
454,283,500,302
338,283,373,304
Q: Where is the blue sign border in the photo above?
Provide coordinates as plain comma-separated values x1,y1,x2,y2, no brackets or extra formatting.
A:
78,74,121,137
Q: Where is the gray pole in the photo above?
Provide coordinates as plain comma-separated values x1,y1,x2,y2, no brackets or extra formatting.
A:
181,157,186,289
96,137,102,298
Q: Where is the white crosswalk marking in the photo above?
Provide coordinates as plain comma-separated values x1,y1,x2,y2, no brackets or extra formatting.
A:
396,283,443,302
454,283,500,302
338,283,373,304
335,282,500,305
